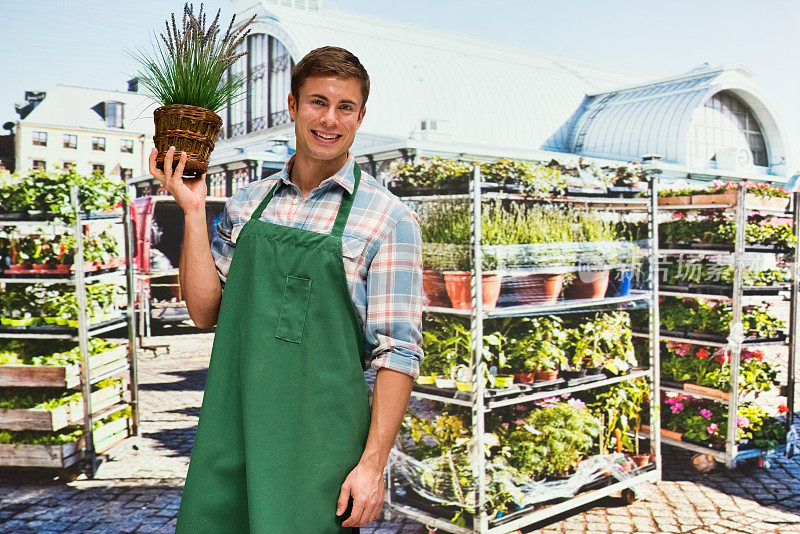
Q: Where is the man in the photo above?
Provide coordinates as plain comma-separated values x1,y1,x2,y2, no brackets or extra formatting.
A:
150,46,423,532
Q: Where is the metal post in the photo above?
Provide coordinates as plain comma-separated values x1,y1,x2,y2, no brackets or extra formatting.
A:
788,192,800,427
726,185,747,468
123,194,141,438
469,164,487,533
73,185,96,477
649,173,662,479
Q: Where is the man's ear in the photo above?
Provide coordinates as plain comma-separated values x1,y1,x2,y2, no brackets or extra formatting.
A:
288,93,297,121
355,105,366,129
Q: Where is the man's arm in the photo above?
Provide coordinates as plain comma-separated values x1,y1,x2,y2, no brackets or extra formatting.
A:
338,210,424,527
148,146,223,329
179,209,222,329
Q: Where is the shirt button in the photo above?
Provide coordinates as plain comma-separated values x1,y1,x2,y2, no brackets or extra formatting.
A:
292,197,299,205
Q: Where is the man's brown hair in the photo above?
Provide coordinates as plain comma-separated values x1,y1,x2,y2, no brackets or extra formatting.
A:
291,46,370,109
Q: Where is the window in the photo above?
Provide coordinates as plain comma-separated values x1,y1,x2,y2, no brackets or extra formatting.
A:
226,34,294,138
120,167,132,180
32,131,47,146
63,134,77,149
92,163,105,174
106,101,124,128
63,161,75,170
690,91,768,167
32,160,46,169
121,139,134,153
92,136,106,151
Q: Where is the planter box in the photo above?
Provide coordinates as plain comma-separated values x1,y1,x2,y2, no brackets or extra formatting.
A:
0,345,128,388
658,195,692,206
683,383,730,400
659,429,684,441
0,382,126,431
691,191,790,210
0,416,131,468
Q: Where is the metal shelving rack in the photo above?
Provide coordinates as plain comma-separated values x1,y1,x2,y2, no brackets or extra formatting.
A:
652,180,798,468
385,168,662,533
0,185,140,479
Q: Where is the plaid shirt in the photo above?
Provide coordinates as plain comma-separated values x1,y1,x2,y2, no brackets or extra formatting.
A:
210,153,423,379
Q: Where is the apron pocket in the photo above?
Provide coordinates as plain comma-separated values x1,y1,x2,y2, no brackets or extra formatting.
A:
275,275,312,343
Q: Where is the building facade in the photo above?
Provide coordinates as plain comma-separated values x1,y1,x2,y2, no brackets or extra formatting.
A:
12,84,155,183
131,0,793,196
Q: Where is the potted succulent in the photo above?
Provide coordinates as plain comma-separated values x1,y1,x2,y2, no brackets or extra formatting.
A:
129,3,256,176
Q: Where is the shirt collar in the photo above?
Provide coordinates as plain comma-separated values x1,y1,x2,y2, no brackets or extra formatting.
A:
279,152,356,195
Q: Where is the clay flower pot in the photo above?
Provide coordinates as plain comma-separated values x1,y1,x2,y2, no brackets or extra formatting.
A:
422,270,451,307
512,372,536,384
632,454,651,467
565,269,610,299
442,271,502,310
534,369,559,381
506,272,564,305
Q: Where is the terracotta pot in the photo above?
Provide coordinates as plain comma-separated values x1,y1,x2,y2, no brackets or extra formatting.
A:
565,269,610,299
7,263,27,271
32,264,49,271
442,271,502,310
513,372,536,384
534,369,559,381
631,454,651,467
55,264,71,273
422,270,451,307
505,272,564,305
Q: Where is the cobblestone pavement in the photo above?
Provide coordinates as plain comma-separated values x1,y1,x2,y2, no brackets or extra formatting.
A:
1,332,799,533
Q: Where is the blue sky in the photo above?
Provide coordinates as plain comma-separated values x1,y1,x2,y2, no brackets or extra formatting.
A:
2,0,797,159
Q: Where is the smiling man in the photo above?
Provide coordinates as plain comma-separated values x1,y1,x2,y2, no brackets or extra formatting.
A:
153,46,424,533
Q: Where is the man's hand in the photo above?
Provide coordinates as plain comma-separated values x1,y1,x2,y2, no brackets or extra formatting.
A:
148,146,207,215
336,461,384,527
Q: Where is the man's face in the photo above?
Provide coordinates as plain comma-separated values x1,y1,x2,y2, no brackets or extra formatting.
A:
288,75,366,164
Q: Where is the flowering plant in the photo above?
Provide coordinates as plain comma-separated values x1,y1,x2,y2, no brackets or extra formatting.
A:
661,343,778,393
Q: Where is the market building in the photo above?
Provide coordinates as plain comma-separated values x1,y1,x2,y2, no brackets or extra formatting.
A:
176,0,796,199
11,82,155,182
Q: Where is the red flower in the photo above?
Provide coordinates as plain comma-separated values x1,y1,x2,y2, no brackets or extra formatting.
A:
778,404,789,413
696,349,709,359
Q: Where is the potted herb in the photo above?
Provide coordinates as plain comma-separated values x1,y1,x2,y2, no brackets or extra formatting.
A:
129,3,256,176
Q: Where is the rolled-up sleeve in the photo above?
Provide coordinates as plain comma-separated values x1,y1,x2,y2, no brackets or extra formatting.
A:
366,209,424,380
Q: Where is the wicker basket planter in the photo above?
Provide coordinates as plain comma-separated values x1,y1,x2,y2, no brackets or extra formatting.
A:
153,104,223,177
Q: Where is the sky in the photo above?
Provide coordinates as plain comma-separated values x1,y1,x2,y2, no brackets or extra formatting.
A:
1,0,798,163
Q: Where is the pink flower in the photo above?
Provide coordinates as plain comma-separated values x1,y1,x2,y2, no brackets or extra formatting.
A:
707,423,718,435
568,398,586,409
670,403,684,414
515,405,527,411
700,409,712,419
737,416,750,428
501,422,509,428
514,419,526,425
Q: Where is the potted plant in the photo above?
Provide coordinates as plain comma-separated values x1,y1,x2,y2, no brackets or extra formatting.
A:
129,3,256,176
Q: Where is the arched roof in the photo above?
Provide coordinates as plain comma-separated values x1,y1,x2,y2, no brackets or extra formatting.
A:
560,65,789,168
236,1,651,153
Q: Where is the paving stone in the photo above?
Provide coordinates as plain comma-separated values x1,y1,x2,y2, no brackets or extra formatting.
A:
0,332,797,534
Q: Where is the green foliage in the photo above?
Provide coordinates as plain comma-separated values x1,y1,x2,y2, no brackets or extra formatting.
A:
500,403,601,480
661,343,777,393
128,3,256,111
660,215,796,250
659,297,785,339
568,311,636,372
0,167,126,220
590,378,650,453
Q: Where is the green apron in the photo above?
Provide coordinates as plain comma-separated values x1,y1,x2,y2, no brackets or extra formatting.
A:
176,163,371,533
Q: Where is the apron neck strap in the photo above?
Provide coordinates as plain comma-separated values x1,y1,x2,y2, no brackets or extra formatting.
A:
331,161,360,238
248,161,362,238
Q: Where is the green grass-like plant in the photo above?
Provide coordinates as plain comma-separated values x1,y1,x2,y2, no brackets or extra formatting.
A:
128,3,256,112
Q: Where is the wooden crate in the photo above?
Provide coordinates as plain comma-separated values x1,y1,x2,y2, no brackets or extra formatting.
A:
0,346,128,388
0,382,127,431
691,191,790,210
0,416,131,468
658,195,692,206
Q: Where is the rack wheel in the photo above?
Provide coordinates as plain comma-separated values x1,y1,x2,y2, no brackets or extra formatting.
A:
56,466,80,483
691,453,717,473
621,488,638,504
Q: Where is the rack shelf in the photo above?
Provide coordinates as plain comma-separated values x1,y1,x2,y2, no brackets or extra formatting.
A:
0,186,140,478
388,166,662,532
